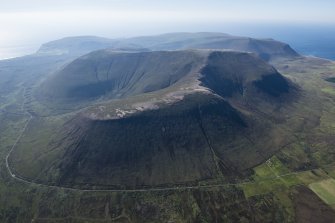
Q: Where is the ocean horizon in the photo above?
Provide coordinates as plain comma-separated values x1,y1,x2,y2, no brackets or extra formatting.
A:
1,25,335,61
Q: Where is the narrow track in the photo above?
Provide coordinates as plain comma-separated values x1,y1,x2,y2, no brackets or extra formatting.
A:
4,88,315,193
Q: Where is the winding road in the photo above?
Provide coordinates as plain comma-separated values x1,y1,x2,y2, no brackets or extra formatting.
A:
3,88,312,193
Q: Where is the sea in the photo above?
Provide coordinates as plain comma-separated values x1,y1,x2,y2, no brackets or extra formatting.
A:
273,27,335,60
1,24,335,61
0,44,40,60
227,24,335,61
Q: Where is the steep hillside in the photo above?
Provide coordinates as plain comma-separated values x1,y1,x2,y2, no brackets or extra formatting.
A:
200,51,290,97
38,49,292,109
38,50,206,107
10,50,298,189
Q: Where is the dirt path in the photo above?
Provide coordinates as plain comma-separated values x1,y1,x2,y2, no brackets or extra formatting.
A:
4,88,313,193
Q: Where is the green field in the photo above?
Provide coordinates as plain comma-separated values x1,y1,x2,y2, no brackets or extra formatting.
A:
322,87,335,95
309,179,335,205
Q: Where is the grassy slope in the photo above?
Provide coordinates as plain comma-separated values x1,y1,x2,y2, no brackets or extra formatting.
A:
9,50,300,189
0,55,335,222
37,50,206,111
309,179,335,205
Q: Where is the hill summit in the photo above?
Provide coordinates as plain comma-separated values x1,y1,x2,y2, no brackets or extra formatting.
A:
11,49,298,189
37,32,299,61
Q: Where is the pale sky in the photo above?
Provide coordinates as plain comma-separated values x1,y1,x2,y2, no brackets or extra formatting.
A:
0,0,334,58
